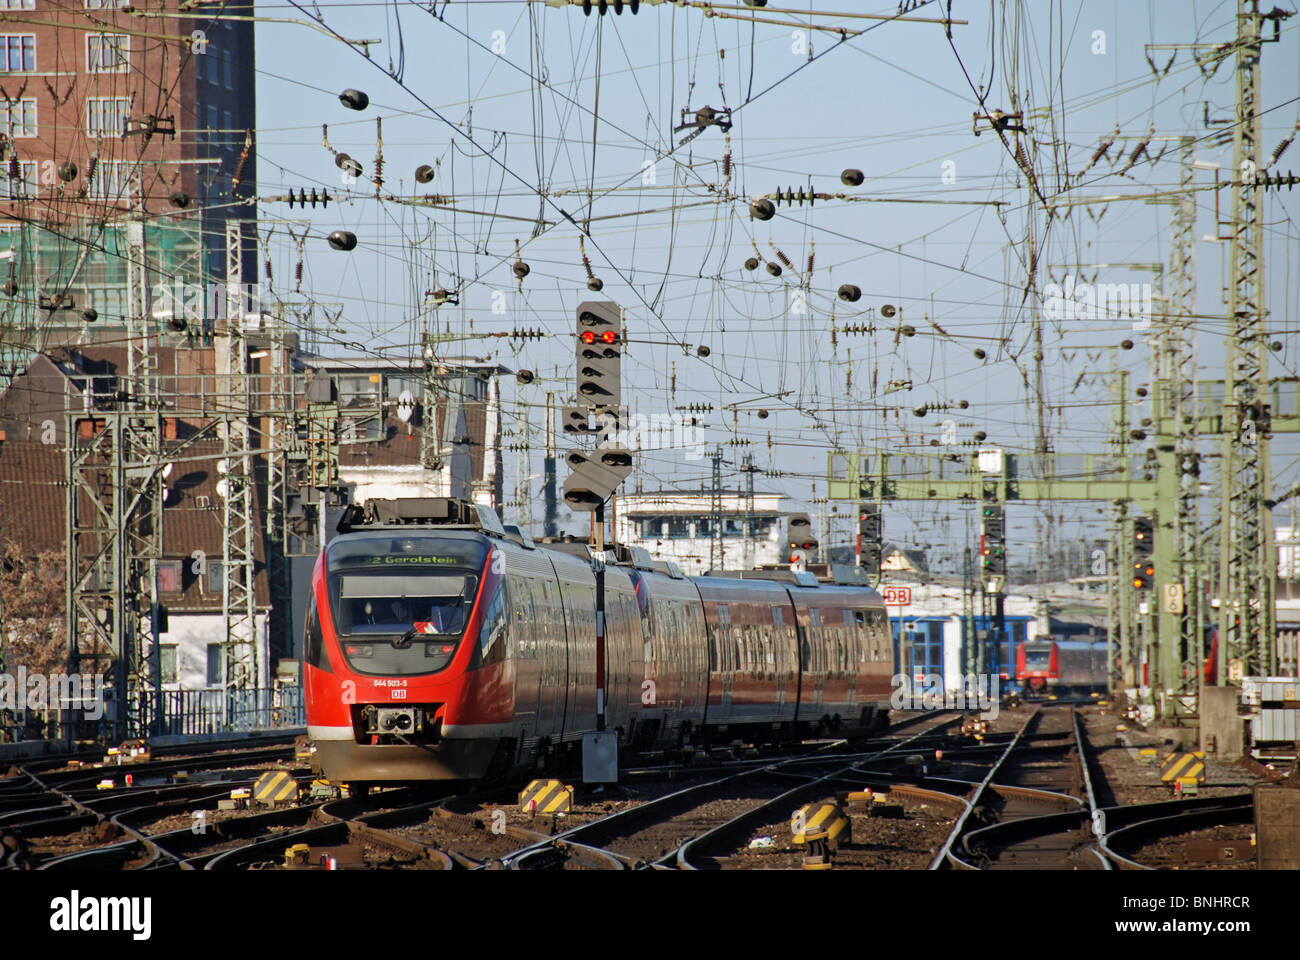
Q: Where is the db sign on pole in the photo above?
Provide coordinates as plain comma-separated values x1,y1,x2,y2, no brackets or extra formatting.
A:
882,585,912,606
1161,582,1185,615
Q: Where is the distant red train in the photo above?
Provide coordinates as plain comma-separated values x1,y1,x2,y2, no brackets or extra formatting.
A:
1016,638,1107,695
303,498,896,785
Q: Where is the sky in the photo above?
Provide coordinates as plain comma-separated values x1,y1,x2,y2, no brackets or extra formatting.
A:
242,0,1300,580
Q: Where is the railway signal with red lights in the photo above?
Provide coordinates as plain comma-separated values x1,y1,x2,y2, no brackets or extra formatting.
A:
1132,517,1154,589
576,300,622,407
1134,517,1153,555
788,512,816,569
1132,561,1155,591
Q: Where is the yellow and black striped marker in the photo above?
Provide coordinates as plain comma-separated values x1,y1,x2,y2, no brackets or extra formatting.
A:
518,779,573,815
253,770,301,805
791,802,850,849
1160,751,1206,783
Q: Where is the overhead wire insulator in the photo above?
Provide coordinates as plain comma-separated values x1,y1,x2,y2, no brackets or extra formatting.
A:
513,238,530,281
231,131,252,193
579,236,602,291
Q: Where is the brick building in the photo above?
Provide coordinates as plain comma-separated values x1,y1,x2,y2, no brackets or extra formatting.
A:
0,0,256,380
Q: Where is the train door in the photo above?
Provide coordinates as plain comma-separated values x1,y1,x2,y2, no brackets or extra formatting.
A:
510,575,540,742
681,596,708,728
842,610,859,709
716,604,734,714
808,608,826,712
539,578,567,743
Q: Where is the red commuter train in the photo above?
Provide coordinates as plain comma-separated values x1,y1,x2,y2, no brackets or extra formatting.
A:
1015,638,1107,695
303,497,896,785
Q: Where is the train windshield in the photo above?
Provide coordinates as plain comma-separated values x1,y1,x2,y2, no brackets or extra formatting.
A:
336,573,477,636
1024,649,1051,669
325,532,489,640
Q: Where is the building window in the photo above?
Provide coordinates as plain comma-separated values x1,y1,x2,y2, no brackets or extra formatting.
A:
157,560,182,593
86,33,129,73
223,50,232,89
86,97,130,138
0,98,35,137
207,103,217,131
0,159,37,199
85,0,129,7
206,643,224,686
160,645,178,684
1,0,36,9
206,559,225,595
0,35,35,72
87,159,134,201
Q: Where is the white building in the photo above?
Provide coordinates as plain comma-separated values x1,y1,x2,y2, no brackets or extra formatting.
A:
613,490,788,576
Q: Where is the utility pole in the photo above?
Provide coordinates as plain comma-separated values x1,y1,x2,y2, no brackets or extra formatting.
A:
742,453,756,570
543,391,558,537
219,221,259,705
265,311,292,664
1154,137,1202,721
1218,0,1287,682
710,450,724,571
962,510,977,678
514,392,532,533
124,218,163,736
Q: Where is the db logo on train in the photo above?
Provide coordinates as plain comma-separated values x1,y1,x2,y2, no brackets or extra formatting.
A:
882,586,912,606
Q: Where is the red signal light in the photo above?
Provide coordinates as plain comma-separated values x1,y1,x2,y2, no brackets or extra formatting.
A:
601,330,617,344
580,330,596,344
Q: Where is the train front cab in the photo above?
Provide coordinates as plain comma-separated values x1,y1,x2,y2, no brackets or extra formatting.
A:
304,527,515,782
1016,641,1057,695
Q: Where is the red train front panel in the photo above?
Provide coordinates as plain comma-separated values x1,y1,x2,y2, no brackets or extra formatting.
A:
304,529,515,782
1016,640,1058,693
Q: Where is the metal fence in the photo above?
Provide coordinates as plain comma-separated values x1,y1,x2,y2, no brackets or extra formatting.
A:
158,686,305,736
2,686,305,744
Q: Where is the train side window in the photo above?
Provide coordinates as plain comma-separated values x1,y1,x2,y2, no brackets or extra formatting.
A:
303,598,329,672
474,579,508,667
707,606,719,671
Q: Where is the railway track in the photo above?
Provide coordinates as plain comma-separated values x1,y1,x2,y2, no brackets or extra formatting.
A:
1098,794,1255,870
21,713,1199,872
935,705,1107,870
496,712,964,870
